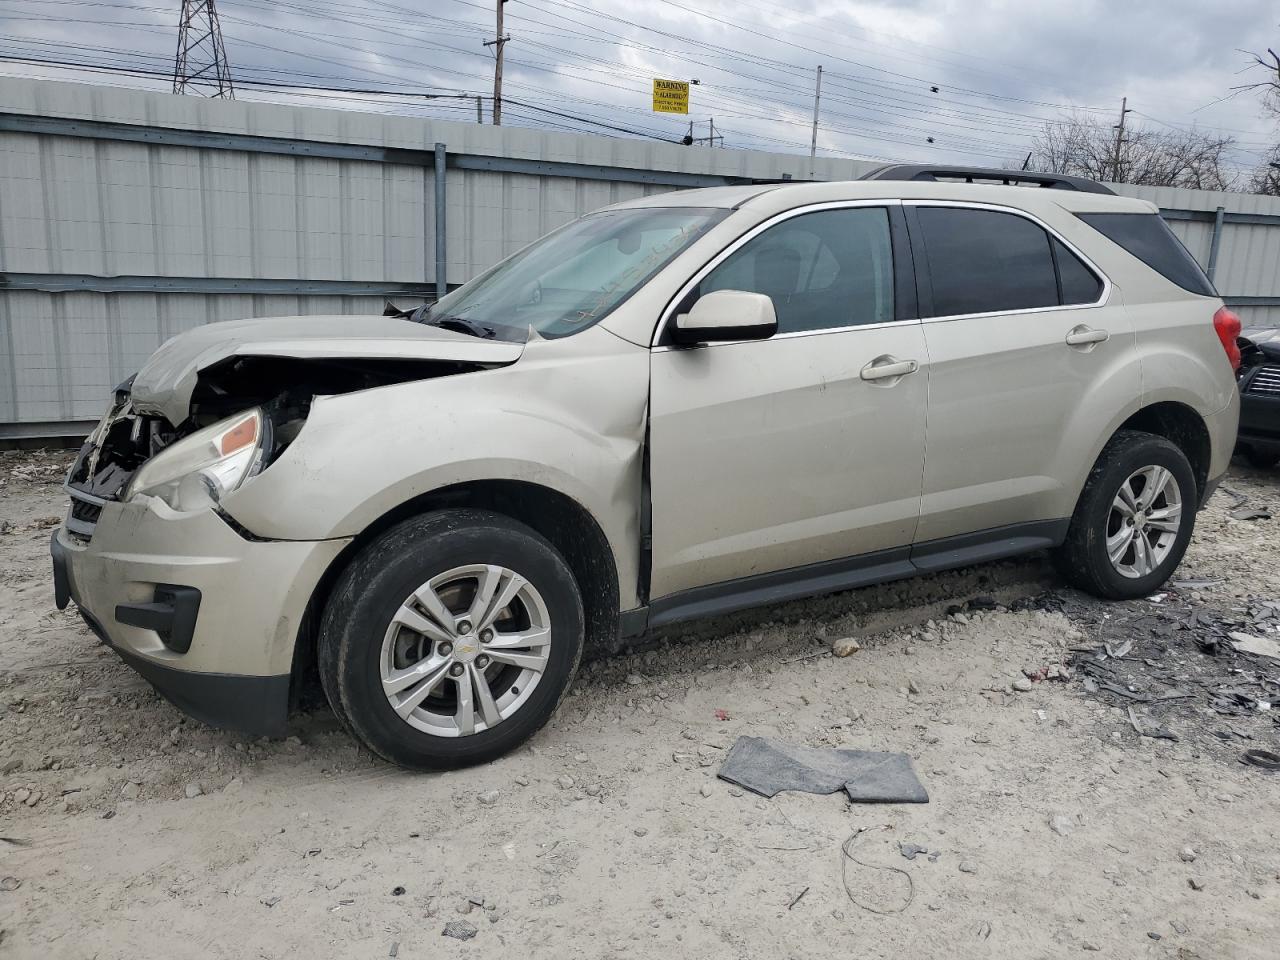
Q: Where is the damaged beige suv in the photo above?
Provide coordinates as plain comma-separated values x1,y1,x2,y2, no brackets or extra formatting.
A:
53,166,1241,770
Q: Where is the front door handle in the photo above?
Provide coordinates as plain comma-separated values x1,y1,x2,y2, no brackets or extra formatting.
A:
1065,324,1110,347
860,355,920,382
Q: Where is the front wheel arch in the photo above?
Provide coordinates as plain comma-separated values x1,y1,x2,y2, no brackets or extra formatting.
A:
291,479,621,698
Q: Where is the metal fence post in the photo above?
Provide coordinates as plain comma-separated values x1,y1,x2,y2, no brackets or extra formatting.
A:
1206,205,1225,284
434,142,447,301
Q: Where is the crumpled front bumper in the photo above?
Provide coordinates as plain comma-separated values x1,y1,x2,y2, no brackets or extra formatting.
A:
51,496,350,735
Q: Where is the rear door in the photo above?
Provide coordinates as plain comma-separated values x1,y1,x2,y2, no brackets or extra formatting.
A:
648,203,928,603
906,202,1138,554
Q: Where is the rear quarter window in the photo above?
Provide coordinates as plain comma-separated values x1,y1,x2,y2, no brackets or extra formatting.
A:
1077,212,1216,297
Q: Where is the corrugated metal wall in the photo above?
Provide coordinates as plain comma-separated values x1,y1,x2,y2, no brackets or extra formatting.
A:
2,77,1278,436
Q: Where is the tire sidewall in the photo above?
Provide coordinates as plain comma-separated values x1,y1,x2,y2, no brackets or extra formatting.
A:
326,511,583,770
1080,437,1197,598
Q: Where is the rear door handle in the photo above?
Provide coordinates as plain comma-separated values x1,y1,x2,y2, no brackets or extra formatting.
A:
860,356,919,382
1065,324,1110,347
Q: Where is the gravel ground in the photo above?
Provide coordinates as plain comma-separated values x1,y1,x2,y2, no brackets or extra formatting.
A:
1,449,1278,959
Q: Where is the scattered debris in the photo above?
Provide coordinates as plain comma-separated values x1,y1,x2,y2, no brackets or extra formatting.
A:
1241,749,1280,771
0,877,21,892
787,886,809,910
958,861,977,874
477,790,500,805
1179,847,1197,863
840,826,914,915
1188,878,1206,891
391,886,405,896
442,920,478,941
1229,506,1271,522
1229,633,1280,661
718,737,928,804
714,709,730,721
898,842,928,861
1011,678,1033,693
259,896,281,908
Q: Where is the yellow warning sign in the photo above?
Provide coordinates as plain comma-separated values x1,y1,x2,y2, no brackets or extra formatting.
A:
652,78,689,114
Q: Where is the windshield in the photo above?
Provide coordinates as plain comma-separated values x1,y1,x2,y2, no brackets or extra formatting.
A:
421,206,726,339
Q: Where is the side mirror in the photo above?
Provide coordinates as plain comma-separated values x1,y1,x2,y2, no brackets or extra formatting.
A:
672,289,778,345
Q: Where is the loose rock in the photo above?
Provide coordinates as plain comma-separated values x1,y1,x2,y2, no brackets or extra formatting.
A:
1049,814,1074,837
832,637,862,658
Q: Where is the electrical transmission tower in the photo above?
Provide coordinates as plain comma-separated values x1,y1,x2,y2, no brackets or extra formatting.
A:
172,0,235,99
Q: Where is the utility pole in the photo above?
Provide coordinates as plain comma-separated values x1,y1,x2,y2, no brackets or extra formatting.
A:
1110,96,1132,183
809,65,823,164
172,0,234,99
483,0,510,125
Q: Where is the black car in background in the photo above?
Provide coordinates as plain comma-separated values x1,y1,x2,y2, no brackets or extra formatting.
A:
1238,327,1280,468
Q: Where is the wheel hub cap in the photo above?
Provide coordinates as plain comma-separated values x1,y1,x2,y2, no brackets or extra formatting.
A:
452,637,480,664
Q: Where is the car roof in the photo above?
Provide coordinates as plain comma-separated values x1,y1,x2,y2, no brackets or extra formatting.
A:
606,180,1156,217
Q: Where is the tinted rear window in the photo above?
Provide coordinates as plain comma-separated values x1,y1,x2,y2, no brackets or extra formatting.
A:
1077,212,1215,297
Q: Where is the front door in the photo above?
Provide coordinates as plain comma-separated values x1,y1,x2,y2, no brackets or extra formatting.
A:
648,204,928,602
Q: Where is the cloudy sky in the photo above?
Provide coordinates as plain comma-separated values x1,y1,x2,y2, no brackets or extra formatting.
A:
1,0,1277,178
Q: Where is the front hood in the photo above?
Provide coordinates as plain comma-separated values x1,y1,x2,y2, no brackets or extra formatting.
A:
129,314,526,425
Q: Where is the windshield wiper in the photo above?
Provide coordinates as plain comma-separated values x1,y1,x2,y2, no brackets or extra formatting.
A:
420,314,498,339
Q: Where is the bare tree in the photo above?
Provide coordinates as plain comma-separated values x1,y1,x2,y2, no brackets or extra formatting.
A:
1240,47,1280,113
1030,113,1237,189
1242,48,1280,195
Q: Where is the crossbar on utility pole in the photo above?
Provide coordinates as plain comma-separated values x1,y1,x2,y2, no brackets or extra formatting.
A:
809,64,823,169
484,0,510,125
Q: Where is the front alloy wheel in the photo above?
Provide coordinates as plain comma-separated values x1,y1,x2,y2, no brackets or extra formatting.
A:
381,564,552,737
318,510,584,770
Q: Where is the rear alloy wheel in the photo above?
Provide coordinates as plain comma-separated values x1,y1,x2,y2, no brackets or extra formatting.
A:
318,509,584,770
1104,465,1183,580
1054,430,1197,600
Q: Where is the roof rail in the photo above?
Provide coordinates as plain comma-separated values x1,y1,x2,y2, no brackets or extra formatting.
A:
860,164,1115,196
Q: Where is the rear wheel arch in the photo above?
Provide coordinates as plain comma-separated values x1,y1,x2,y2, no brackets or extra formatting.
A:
292,479,622,694
1113,401,1211,501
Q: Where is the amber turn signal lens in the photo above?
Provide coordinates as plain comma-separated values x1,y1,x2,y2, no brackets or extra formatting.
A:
219,416,259,456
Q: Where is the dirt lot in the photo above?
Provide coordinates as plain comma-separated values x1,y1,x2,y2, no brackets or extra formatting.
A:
2,450,1278,959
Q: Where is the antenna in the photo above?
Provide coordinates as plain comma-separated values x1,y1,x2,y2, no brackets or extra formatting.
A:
173,0,235,99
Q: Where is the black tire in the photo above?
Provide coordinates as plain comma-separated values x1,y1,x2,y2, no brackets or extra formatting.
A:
1053,430,1198,600
317,509,584,770
1245,447,1280,469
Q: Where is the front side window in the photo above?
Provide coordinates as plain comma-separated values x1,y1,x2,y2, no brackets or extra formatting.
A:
423,206,725,339
690,207,895,334
916,207,1060,317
